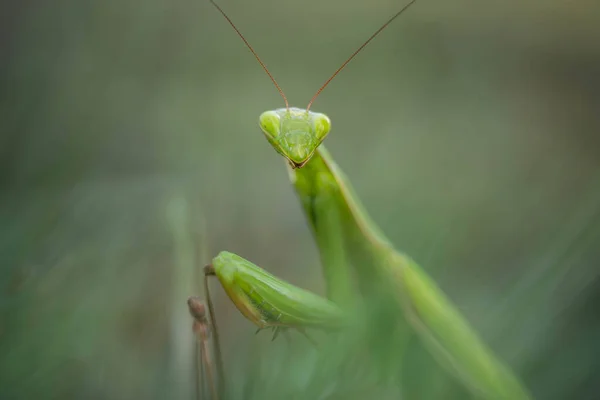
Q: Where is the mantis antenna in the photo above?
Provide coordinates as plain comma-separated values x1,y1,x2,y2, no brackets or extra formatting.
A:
209,0,418,110
209,0,289,109
306,0,418,111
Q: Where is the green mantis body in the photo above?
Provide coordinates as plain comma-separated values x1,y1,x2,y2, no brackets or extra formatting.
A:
262,109,531,399
204,1,532,398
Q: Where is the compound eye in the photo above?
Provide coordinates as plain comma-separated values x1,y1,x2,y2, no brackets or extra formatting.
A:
259,111,281,139
313,114,331,141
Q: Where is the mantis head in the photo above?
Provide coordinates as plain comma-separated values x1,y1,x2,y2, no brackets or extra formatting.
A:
210,0,418,167
259,107,331,168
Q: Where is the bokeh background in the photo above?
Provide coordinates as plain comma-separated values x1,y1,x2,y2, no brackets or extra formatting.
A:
1,0,599,398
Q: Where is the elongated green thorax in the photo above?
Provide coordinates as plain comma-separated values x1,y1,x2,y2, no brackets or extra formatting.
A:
286,147,532,399
259,107,331,168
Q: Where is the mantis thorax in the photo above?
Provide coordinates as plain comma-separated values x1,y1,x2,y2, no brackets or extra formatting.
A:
259,107,331,168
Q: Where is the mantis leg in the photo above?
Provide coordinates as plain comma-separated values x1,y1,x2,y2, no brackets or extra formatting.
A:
203,265,226,398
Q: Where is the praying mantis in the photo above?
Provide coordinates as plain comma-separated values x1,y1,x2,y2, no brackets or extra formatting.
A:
199,0,532,399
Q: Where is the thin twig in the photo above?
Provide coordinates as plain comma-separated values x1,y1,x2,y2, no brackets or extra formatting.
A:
188,296,219,400
195,337,204,400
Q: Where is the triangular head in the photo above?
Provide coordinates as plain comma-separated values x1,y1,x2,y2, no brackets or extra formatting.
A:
259,107,331,168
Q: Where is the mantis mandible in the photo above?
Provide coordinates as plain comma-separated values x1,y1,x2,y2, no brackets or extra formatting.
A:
202,1,532,399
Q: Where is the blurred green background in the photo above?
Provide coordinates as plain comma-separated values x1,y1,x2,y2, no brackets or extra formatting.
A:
1,0,600,398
